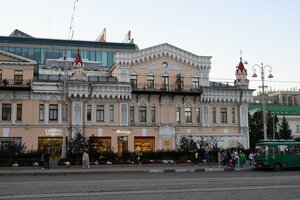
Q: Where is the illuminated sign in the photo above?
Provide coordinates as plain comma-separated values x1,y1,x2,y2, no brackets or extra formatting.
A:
114,130,131,135
45,128,62,136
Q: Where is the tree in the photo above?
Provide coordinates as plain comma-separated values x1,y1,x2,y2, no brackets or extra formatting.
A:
249,111,279,149
278,116,292,139
67,133,88,162
178,135,197,153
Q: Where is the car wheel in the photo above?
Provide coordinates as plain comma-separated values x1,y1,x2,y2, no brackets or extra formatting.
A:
274,163,282,171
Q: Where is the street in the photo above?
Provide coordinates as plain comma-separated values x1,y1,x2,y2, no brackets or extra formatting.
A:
1,171,300,199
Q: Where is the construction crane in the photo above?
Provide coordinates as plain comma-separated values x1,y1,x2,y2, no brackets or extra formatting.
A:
68,0,78,40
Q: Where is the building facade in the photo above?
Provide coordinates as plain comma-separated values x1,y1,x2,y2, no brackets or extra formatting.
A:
0,42,253,159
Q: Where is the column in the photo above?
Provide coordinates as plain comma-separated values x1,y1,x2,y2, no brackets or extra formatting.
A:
44,101,49,124
11,101,16,124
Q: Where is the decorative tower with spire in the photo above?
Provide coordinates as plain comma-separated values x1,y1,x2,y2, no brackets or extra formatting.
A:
72,49,86,80
234,57,249,89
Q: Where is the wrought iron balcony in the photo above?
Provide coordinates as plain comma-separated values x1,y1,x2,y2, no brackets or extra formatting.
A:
131,83,203,97
0,79,31,91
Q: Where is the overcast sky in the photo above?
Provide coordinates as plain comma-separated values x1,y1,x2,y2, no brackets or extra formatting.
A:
1,0,299,93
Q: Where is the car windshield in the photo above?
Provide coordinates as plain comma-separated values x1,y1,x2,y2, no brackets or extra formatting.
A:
255,145,268,156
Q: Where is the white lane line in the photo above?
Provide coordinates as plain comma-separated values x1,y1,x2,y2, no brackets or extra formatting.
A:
1,184,300,199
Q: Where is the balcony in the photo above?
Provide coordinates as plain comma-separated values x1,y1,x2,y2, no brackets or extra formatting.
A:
131,83,204,99
0,79,31,91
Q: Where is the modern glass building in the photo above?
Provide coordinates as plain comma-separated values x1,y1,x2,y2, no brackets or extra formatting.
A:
0,29,138,72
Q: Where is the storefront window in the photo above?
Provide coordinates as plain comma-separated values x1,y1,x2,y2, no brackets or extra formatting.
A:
89,136,111,152
38,137,62,160
134,137,155,152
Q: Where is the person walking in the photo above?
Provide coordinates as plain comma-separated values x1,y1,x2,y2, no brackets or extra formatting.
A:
43,151,50,169
217,150,223,167
137,151,143,167
194,151,199,166
82,151,90,169
204,150,211,168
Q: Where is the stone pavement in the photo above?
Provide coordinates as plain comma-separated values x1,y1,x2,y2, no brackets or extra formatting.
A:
0,163,253,176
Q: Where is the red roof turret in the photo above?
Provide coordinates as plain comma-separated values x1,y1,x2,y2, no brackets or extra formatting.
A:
74,49,83,65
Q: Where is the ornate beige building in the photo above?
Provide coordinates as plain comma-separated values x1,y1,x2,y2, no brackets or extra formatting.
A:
0,44,253,159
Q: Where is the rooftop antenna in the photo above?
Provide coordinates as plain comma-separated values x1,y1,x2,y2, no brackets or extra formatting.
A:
68,0,78,40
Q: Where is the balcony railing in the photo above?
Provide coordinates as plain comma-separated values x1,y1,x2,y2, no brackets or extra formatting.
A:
0,79,31,90
131,83,203,96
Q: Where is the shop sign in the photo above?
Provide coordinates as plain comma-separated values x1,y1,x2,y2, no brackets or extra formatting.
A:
115,130,131,135
45,128,62,136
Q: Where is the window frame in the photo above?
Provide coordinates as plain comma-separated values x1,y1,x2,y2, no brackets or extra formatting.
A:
49,104,58,121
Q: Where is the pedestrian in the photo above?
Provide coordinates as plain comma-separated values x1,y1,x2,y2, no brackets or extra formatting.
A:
194,151,199,166
204,150,211,168
43,151,50,169
239,151,246,168
249,152,254,167
217,150,223,167
82,151,90,169
137,151,143,167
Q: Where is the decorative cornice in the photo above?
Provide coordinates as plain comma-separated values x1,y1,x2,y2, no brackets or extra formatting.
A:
115,43,211,71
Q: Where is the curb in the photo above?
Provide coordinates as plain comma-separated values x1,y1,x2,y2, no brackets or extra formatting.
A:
0,167,253,176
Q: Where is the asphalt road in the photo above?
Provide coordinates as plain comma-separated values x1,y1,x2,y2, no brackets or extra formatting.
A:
1,171,300,200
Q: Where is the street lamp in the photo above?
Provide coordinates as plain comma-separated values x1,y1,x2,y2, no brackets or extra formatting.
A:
252,63,274,140
61,54,68,159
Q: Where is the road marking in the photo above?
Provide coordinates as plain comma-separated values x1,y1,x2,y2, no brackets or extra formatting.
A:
1,184,300,199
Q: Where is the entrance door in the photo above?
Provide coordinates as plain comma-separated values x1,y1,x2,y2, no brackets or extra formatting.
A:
38,137,62,160
117,136,128,157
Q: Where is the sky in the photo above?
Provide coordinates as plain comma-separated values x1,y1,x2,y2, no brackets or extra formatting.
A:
1,0,300,94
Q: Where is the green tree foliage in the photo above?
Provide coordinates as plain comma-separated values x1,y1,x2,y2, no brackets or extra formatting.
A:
178,135,197,153
278,116,292,139
249,111,279,149
67,133,88,161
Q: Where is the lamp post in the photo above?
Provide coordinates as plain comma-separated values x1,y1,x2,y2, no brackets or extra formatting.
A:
252,63,273,140
61,55,68,159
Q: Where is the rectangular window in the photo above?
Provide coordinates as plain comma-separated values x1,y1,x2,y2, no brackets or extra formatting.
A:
130,106,135,123
221,108,228,123
147,75,154,88
16,104,22,121
185,107,192,123
0,69,2,82
212,107,217,123
109,105,114,122
14,70,23,84
231,108,236,123
162,75,169,91
296,125,300,133
39,104,44,121
96,105,104,122
139,106,146,123
151,105,156,123
2,103,11,121
130,74,137,88
192,77,199,89
87,105,92,121
176,107,181,123
49,104,58,121
196,107,201,124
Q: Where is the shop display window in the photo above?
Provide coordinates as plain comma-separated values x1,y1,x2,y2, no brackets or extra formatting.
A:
134,137,155,152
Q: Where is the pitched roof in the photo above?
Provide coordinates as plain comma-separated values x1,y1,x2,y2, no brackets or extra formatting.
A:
249,103,300,116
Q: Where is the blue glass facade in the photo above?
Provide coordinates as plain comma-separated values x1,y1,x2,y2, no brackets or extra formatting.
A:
0,36,138,69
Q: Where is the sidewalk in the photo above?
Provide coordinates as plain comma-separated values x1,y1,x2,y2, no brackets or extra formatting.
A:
0,163,253,176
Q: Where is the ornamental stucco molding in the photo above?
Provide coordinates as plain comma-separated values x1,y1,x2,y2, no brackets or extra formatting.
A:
201,89,253,103
115,43,212,71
